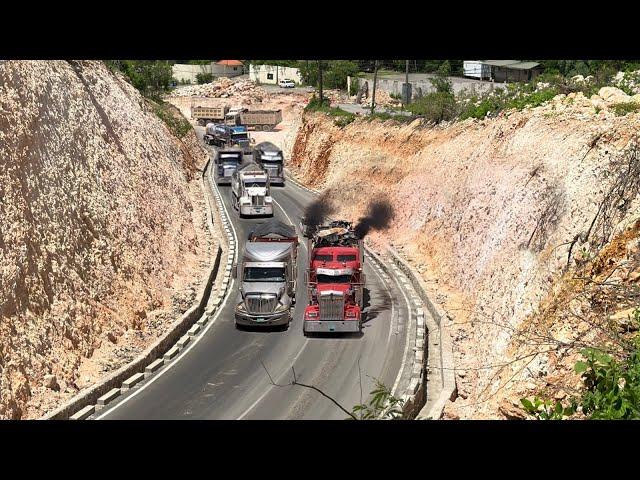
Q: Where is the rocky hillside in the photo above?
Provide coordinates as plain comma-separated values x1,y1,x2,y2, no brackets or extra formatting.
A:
0,60,213,419
289,88,640,418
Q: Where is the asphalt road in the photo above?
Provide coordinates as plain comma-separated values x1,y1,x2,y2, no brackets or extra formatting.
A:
96,135,409,420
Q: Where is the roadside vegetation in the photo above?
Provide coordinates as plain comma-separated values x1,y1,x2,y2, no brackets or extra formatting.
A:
105,60,173,100
105,61,192,138
304,95,358,127
521,309,640,420
318,61,640,126
149,99,192,139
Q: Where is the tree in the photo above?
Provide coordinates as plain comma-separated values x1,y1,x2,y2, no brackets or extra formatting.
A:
196,72,213,84
106,60,173,100
299,60,359,91
430,61,453,94
371,60,379,115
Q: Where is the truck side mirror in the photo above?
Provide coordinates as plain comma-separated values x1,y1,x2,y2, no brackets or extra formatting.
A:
232,263,237,279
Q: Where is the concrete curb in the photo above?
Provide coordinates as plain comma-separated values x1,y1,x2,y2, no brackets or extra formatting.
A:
386,246,457,420
43,157,225,420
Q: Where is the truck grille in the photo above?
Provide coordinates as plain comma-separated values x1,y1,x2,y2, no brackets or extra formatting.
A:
319,292,345,321
252,195,265,206
246,294,277,314
266,166,279,178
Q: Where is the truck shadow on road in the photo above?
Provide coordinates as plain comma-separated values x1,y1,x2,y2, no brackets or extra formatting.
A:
235,324,289,333
362,288,391,326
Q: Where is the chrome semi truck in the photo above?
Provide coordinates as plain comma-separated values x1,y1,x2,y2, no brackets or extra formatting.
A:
253,141,285,185
212,149,243,185
230,162,273,217
233,220,299,330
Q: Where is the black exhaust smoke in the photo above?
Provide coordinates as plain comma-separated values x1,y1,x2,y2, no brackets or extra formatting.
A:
354,200,395,239
304,194,335,227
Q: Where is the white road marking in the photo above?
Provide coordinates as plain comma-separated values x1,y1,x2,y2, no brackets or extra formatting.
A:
235,195,310,420
96,168,239,420
236,337,310,420
390,268,414,397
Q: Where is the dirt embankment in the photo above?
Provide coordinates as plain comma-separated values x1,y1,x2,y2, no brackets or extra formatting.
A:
289,94,640,418
0,60,215,419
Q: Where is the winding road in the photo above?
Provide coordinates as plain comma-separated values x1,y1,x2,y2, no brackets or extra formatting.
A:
95,130,411,420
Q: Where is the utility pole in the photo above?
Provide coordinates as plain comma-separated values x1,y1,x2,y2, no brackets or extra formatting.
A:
404,59,410,106
318,60,324,104
371,60,379,115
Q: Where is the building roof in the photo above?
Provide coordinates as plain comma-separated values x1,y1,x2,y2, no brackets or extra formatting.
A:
217,60,243,66
477,60,541,70
504,61,541,70
481,60,519,67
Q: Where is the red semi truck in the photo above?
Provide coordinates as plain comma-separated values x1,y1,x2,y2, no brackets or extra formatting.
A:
303,221,365,335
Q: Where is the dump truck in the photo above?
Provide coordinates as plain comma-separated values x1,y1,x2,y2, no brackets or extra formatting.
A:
303,221,365,335
233,220,299,329
230,162,273,217
204,123,254,153
212,149,243,185
253,141,285,185
224,108,283,131
192,105,229,126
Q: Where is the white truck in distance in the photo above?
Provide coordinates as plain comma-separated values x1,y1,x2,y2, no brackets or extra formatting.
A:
231,162,273,218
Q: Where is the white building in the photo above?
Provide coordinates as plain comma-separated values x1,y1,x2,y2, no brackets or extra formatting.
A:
249,64,302,85
463,61,492,80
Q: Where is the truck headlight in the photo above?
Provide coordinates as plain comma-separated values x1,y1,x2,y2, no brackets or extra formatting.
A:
274,302,288,313
265,196,273,203
236,303,246,312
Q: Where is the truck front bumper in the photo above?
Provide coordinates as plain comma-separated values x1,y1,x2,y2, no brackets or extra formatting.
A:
240,205,273,216
303,320,361,333
269,176,285,185
235,310,291,327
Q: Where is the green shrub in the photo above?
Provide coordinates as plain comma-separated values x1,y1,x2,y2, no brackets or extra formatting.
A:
611,102,640,116
105,60,173,100
151,100,192,139
521,308,640,420
406,91,458,123
304,94,332,111
349,76,363,96
196,72,213,84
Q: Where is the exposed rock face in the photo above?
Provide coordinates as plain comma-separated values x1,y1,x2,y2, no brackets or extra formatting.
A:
0,60,212,419
289,99,640,418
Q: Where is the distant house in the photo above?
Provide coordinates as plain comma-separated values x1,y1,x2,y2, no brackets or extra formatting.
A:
463,60,543,83
211,60,244,77
249,64,303,85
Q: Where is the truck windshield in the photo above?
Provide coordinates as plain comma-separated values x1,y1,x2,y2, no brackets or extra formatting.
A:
244,181,267,188
244,267,285,282
232,133,248,140
261,157,282,163
317,274,351,284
